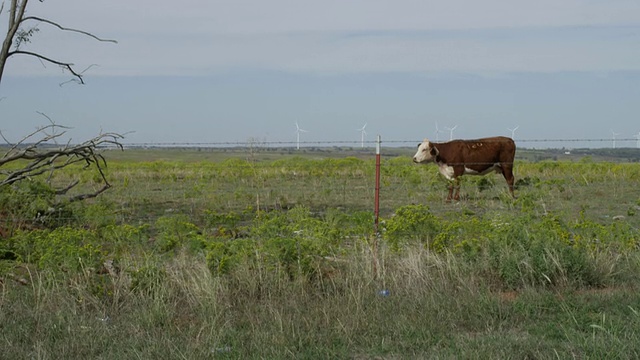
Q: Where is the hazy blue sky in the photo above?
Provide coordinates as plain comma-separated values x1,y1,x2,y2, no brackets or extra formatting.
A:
1,0,639,148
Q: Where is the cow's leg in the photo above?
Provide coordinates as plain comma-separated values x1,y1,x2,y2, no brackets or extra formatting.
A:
446,183,454,202
501,163,516,198
451,167,465,201
452,178,461,201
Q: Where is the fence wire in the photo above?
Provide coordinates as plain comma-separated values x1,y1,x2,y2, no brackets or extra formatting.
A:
116,137,640,148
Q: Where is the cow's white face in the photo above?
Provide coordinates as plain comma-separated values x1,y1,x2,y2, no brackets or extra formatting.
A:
412,139,437,163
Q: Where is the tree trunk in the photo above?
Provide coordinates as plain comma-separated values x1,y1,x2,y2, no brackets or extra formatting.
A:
1,0,29,85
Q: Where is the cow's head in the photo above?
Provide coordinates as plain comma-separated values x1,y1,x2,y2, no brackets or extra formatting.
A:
413,138,438,163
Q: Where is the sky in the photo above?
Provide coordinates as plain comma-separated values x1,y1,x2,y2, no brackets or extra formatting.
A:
1,0,640,149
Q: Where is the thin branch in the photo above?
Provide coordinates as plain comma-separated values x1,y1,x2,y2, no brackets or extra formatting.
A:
36,111,63,145
0,129,11,145
66,183,111,203
54,180,80,195
22,16,118,44
59,64,99,87
35,111,55,124
7,50,85,83
0,123,69,161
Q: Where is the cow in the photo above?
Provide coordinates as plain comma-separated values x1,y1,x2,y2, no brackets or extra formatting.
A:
412,136,516,201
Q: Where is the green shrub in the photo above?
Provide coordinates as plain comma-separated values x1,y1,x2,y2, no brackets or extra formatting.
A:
154,215,205,252
205,241,232,274
572,217,638,251
205,206,347,279
99,224,150,255
383,204,441,250
474,176,495,192
480,215,603,289
514,175,540,189
0,179,74,230
204,209,242,238
262,236,327,280
205,238,256,275
252,206,332,241
328,209,375,241
79,202,118,229
8,227,104,271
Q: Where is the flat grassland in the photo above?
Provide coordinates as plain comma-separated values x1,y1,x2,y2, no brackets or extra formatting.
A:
1,147,640,359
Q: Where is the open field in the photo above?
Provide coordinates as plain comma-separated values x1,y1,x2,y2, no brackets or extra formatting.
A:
2,146,640,358
81,146,640,227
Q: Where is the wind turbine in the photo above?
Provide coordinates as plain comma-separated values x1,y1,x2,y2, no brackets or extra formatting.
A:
507,126,519,139
356,123,367,148
434,122,444,142
611,129,620,149
295,122,308,150
634,131,640,149
445,125,458,141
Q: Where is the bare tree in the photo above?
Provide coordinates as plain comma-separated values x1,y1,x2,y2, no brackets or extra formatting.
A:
0,1,122,232
0,0,117,85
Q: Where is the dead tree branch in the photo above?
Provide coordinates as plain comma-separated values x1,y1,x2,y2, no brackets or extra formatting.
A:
0,123,124,204
22,16,118,44
9,50,87,84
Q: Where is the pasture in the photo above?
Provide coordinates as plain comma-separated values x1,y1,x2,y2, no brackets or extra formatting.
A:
1,146,640,358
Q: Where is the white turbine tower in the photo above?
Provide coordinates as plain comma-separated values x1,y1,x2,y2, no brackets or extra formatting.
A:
507,126,519,139
611,129,620,149
434,122,444,142
357,123,367,148
295,122,308,150
445,125,458,141
634,131,640,149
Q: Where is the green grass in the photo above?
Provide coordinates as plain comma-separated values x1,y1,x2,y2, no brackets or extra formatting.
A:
45,150,640,229
2,247,639,358
2,147,640,358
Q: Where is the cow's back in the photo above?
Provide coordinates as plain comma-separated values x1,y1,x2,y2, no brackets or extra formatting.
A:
440,136,514,169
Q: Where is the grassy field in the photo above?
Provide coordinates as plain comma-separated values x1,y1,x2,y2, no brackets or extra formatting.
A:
1,146,640,358
91,146,640,227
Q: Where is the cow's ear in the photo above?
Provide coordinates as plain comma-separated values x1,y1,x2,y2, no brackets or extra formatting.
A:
429,144,439,157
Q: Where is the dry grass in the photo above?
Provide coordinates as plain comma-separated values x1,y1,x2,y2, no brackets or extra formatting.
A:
2,243,640,358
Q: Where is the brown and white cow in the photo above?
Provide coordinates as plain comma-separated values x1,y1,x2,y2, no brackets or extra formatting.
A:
412,136,516,201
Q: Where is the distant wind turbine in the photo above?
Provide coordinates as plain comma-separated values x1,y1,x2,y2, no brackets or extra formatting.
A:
434,122,444,142
445,125,458,141
295,122,308,150
634,131,640,149
507,126,519,139
611,129,620,149
357,123,367,148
